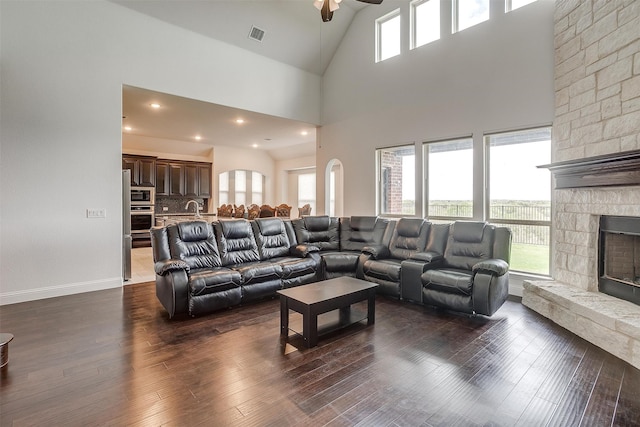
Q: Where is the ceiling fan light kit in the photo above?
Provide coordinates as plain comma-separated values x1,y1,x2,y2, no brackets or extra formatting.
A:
313,0,382,22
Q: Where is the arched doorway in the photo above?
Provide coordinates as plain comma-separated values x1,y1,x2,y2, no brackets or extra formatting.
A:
325,159,343,217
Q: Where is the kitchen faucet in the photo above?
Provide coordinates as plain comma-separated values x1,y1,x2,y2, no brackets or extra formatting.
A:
185,200,201,218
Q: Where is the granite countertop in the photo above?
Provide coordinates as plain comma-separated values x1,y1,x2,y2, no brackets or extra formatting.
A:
159,212,217,217
155,213,216,227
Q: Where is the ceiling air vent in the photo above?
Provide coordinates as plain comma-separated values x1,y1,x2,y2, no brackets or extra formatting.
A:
248,25,265,42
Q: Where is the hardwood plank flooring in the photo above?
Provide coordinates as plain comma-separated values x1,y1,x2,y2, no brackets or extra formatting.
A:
1,282,639,426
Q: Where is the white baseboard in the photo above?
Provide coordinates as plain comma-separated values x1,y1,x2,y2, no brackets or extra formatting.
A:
0,277,123,305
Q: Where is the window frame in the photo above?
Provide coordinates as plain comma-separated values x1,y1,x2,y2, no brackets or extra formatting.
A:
376,143,416,217
484,126,552,276
218,169,264,206
375,8,402,63
410,0,440,50
452,0,490,33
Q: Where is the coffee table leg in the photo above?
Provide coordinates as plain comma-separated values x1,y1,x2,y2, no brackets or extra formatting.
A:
280,297,289,336
367,290,376,325
303,307,318,348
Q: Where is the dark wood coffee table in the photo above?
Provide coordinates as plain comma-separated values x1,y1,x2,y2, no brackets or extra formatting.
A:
277,277,378,348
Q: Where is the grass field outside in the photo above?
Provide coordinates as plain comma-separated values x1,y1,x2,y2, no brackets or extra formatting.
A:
510,242,550,275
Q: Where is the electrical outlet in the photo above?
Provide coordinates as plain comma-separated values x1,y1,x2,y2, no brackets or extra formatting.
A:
87,208,106,218
162,206,169,212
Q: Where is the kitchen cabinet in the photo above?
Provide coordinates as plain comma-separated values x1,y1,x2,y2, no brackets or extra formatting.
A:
155,161,169,196
169,163,185,196
123,155,156,187
155,159,211,198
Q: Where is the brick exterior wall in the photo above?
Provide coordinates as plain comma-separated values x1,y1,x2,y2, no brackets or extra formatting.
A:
380,150,405,214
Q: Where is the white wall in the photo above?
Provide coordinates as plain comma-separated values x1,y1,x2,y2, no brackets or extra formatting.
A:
0,0,320,304
317,0,555,216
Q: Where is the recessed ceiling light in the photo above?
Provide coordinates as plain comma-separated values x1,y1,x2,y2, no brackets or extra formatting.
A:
252,143,259,148
301,131,308,136
195,135,202,140
124,126,132,131
150,103,161,109
235,118,244,124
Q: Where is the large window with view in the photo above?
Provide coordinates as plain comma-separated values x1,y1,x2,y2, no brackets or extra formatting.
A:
453,0,489,33
486,127,551,275
411,0,440,49
376,9,401,62
377,145,415,216
424,138,474,219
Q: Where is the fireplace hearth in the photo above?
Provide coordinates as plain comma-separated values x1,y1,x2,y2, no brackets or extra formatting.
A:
599,216,640,306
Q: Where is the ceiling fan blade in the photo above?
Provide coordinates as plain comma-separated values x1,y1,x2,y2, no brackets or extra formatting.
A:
357,0,383,4
320,0,334,22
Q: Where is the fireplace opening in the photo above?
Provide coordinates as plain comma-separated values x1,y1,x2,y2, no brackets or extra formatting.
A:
599,216,640,306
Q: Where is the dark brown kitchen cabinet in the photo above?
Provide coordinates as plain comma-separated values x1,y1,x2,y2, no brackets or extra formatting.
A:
169,163,185,196
155,162,169,196
198,164,211,198
122,155,156,187
154,159,211,198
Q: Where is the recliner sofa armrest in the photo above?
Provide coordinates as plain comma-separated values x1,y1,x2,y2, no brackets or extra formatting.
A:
472,259,509,276
155,259,190,276
410,251,444,263
362,244,390,259
290,244,320,258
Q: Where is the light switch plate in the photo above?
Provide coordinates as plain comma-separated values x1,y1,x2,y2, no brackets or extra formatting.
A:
87,208,106,218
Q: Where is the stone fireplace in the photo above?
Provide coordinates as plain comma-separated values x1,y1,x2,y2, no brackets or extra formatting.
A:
522,1,640,370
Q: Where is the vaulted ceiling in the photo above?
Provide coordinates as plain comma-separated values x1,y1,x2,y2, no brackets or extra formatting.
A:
115,1,378,161
112,0,370,76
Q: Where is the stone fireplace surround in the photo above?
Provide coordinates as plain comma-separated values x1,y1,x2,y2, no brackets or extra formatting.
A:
522,0,640,370
523,186,640,370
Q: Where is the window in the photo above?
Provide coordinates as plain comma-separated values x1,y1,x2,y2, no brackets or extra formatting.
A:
506,0,537,12
411,0,440,49
251,171,263,205
486,127,551,275
423,138,473,219
219,170,229,205
218,170,264,206
376,9,401,62
377,145,415,215
453,0,489,33
235,170,246,206
298,172,316,216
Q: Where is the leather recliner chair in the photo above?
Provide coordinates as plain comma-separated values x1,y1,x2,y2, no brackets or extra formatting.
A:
421,221,512,316
320,216,392,279
359,217,430,297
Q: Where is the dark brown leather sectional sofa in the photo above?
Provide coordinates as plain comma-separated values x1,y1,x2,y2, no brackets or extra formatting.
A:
150,216,512,318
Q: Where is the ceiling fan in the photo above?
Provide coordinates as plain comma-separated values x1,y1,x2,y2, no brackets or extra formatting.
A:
313,0,383,22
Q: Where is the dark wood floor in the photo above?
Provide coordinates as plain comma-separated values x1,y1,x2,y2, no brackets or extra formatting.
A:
1,282,639,427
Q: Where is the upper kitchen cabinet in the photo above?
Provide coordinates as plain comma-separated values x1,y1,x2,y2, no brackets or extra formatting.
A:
156,160,211,198
123,155,156,187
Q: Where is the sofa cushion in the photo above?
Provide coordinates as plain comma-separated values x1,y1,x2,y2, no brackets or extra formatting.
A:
422,269,473,296
322,251,360,273
340,216,388,252
214,220,261,266
189,268,241,296
293,216,340,251
232,261,282,285
270,257,318,279
389,218,429,260
167,221,222,269
444,222,494,270
362,258,402,283
252,218,292,260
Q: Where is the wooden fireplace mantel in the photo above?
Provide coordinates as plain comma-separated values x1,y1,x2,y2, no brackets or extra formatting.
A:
538,149,640,189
